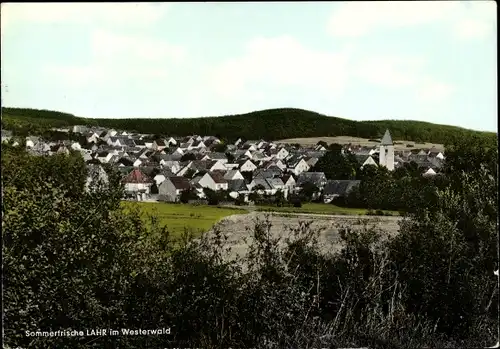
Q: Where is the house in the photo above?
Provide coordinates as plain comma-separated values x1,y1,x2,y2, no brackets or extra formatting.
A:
85,164,109,192
166,137,177,146
323,180,361,202
50,144,70,156
72,125,90,134
96,151,114,163
305,157,319,168
233,149,253,160
160,160,181,174
189,140,206,150
288,158,310,175
209,171,229,191
158,176,191,202
191,172,216,191
254,168,281,180
28,140,50,155
202,152,228,163
266,178,286,196
238,159,258,172
71,142,82,151
274,147,289,160
153,139,168,151
134,139,146,148
296,172,327,188
122,168,154,199
25,136,40,148
422,168,437,177
116,157,134,167
224,170,244,181
2,130,13,143
227,179,250,194
153,169,176,186
281,174,296,191
427,146,445,160
355,155,378,168
81,152,93,162
172,147,184,157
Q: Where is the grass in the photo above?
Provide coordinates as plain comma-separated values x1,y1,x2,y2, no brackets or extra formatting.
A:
256,202,398,216
121,201,249,237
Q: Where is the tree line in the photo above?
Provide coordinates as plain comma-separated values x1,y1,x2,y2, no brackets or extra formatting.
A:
2,107,496,145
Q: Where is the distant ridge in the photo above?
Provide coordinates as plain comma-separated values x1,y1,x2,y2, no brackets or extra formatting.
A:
1,107,496,145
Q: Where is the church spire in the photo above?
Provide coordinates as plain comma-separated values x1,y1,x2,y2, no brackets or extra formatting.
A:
380,129,393,146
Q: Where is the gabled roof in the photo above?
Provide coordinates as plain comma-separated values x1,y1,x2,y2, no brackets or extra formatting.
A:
297,172,327,185
252,178,272,190
224,169,241,179
122,168,153,184
210,171,228,184
227,179,247,191
207,152,227,160
254,169,277,179
354,154,373,164
168,176,191,190
282,174,295,184
266,178,285,189
323,180,361,196
380,129,393,146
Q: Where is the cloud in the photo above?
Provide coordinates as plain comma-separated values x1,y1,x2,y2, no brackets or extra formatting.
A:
1,3,170,31
91,29,186,64
416,79,455,103
44,29,185,88
351,53,454,102
327,1,495,40
353,55,426,88
210,36,353,99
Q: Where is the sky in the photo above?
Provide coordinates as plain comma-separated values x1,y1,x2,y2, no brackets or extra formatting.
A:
1,1,497,132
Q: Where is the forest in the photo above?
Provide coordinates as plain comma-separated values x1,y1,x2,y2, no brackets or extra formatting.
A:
2,107,496,145
2,130,498,348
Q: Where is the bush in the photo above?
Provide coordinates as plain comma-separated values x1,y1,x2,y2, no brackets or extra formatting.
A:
293,199,302,208
2,144,497,348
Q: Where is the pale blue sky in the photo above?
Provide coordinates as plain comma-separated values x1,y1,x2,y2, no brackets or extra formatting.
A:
1,1,497,132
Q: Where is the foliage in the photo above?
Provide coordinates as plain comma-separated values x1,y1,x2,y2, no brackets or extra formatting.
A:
180,153,197,162
300,181,320,201
2,107,496,145
2,133,497,348
312,149,359,180
203,188,221,205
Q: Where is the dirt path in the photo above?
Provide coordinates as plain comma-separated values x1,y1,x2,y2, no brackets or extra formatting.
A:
208,211,403,260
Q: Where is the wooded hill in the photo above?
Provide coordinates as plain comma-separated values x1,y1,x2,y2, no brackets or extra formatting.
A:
2,107,496,145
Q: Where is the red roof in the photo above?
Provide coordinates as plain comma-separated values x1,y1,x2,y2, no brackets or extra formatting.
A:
122,169,153,184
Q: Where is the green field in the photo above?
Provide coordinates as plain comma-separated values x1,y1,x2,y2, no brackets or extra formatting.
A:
121,201,248,237
256,203,398,216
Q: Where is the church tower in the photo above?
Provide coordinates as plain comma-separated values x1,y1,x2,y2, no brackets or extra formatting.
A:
379,129,394,171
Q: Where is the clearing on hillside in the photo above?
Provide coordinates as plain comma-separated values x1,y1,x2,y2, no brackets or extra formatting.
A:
278,136,445,151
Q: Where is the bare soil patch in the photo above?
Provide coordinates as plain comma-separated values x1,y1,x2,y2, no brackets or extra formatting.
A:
208,212,403,261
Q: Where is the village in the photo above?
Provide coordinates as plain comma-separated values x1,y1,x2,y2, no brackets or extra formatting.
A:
1,126,446,205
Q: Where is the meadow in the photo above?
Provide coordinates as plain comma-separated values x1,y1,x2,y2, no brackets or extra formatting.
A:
278,135,445,151
120,201,248,237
